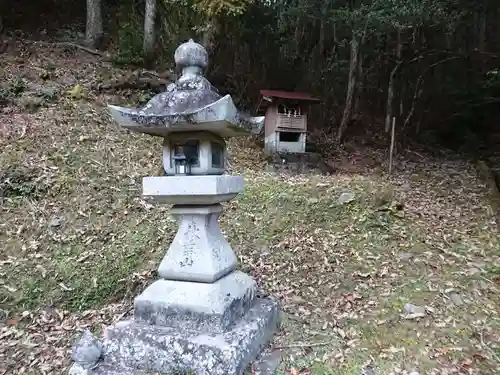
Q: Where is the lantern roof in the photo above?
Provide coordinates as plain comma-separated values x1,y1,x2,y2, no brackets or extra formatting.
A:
108,39,264,138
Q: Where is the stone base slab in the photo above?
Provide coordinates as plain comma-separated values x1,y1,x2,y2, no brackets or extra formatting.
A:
69,363,147,375
72,298,280,375
134,271,257,334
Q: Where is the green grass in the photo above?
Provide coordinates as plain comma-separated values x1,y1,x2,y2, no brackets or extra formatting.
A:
1,168,396,311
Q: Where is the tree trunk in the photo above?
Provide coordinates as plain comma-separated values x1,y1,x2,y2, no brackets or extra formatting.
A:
396,29,403,121
143,0,157,66
385,29,402,133
337,33,359,143
385,62,402,133
478,6,487,52
353,21,368,121
202,17,220,55
353,55,363,117
85,0,103,49
319,21,325,56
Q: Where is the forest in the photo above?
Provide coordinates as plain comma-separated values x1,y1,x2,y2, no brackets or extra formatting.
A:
1,0,499,157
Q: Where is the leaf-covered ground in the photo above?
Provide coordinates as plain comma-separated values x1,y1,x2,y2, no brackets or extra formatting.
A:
0,41,499,375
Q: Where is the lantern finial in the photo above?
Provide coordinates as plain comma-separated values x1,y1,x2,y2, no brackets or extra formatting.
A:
174,38,208,70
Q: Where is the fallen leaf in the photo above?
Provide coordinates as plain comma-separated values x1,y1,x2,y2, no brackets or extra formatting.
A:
460,358,473,367
67,84,84,99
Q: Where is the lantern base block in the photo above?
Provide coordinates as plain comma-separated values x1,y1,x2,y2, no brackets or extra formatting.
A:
69,298,280,375
142,175,244,205
134,270,257,334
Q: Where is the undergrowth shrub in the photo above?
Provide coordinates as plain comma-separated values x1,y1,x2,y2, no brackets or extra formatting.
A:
0,166,52,199
114,21,144,66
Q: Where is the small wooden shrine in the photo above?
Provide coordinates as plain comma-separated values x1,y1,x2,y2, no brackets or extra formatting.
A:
257,89,320,154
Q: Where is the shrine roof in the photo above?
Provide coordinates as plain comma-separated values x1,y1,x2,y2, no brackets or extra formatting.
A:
259,89,321,102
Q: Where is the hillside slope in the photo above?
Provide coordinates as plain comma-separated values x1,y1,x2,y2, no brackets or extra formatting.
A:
0,41,499,375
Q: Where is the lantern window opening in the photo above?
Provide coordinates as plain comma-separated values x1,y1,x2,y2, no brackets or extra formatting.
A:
171,139,200,168
211,141,225,169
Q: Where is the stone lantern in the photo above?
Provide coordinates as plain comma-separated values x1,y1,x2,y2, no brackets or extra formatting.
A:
68,39,279,375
